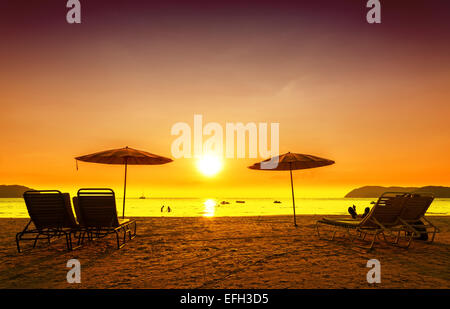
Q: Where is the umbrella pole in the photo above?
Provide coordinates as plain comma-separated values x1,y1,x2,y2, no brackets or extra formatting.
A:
122,159,128,219
290,167,297,227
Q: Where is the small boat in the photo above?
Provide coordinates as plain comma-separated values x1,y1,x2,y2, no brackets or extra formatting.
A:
273,200,281,204
220,201,230,205
236,200,245,203
139,194,146,199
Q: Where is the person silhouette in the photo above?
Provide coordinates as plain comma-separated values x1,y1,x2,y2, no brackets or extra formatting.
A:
362,207,370,218
161,205,164,212
167,206,171,213
348,205,370,219
348,205,357,219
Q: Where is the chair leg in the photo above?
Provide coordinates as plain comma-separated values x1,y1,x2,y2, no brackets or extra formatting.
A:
16,233,23,253
130,221,137,239
429,226,437,243
367,233,377,252
32,233,42,248
394,231,413,249
69,231,82,250
78,231,86,245
63,231,73,251
315,222,343,241
331,227,337,240
115,230,120,249
394,231,401,244
115,230,126,249
380,232,388,243
406,233,413,248
315,222,321,238
362,232,367,240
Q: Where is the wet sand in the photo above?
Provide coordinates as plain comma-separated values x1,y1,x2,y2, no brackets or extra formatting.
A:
0,215,449,289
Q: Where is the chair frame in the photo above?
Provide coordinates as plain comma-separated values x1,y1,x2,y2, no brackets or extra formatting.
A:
393,193,440,248
16,190,81,253
76,188,137,249
315,192,410,251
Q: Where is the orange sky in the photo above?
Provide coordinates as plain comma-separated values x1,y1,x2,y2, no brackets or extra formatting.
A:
1,1,449,198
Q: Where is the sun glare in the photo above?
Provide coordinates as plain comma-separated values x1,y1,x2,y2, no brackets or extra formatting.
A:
196,154,223,177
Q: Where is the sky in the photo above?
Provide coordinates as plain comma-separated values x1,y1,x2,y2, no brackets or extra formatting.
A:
0,0,449,198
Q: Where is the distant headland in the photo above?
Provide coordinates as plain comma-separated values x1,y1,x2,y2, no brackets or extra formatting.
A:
0,185,33,198
345,186,450,198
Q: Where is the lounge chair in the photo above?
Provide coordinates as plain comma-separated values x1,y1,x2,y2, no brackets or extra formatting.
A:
75,188,136,249
16,190,80,253
395,193,439,247
315,192,409,251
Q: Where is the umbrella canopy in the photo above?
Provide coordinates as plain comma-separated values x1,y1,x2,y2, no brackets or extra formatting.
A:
75,146,173,218
75,147,172,165
249,152,335,226
248,152,335,171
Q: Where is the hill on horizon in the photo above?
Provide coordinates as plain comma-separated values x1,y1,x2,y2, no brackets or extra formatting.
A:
0,185,33,198
345,186,450,198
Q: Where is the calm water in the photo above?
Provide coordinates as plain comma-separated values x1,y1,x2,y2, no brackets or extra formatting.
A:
0,197,449,218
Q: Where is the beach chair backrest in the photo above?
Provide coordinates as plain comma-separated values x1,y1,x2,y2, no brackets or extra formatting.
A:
77,188,120,228
23,190,78,229
400,193,434,222
360,192,408,228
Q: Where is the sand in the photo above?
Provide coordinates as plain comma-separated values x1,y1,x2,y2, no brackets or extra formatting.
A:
0,215,449,289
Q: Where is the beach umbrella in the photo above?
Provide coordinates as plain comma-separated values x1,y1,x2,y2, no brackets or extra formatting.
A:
75,146,173,218
248,152,335,226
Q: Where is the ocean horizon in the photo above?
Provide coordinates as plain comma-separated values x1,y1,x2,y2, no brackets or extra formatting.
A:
2,197,449,218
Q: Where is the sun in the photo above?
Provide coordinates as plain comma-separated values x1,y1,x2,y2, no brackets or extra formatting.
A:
196,154,223,177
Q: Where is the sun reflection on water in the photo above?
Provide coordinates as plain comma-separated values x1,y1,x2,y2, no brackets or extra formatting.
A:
203,199,216,217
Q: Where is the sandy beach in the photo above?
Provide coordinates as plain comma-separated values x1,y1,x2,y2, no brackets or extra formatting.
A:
0,215,449,289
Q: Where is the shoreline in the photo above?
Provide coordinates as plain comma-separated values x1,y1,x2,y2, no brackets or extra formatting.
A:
2,197,449,218
0,214,449,219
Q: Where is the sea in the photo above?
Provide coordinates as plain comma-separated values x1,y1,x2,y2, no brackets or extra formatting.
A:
0,197,449,218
